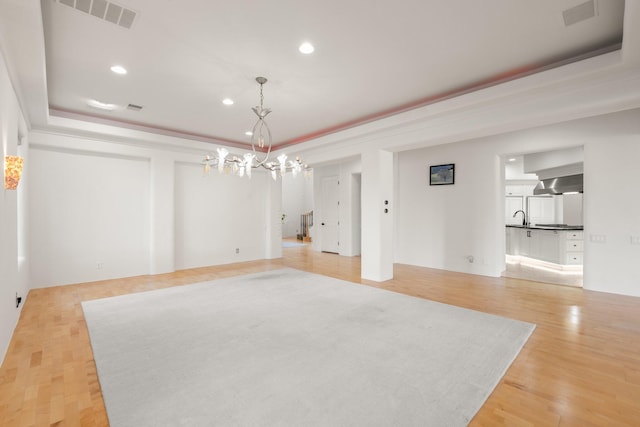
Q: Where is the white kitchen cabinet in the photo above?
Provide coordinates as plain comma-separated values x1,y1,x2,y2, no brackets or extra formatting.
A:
535,230,560,263
505,183,536,196
517,228,559,262
564,252,584,265
527,196,555,225
563,230,584,265
565,239,583,252
566,231,583,240
505,185,524,196
506,228,512,254
506,227,522,255
507,227,582,266
516,229,530,256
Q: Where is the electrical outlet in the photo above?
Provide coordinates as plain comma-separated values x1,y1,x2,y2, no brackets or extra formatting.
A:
235,248,240,254
97,261,103,269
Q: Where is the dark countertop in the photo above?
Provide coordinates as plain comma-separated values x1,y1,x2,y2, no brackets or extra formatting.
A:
506,224,584,231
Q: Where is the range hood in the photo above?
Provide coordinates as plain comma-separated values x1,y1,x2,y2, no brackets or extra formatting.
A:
533,174,583,195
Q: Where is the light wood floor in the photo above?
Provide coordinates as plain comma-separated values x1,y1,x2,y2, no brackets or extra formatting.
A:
1,243,640,426
502,256,583,288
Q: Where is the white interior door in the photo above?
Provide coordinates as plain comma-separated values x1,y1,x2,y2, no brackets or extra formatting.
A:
321,176,340,253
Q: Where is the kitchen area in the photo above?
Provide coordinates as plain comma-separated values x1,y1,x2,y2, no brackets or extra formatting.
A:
503,147,584,286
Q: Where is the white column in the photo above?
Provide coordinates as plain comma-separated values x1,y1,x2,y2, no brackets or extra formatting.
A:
361,149,394,281
149,154,175,274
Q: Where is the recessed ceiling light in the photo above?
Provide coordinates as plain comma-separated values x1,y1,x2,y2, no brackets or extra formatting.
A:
508,158,517,162
299,42,314,54
110,65,127,75
87,99,118,110
245,131,253,136
222,98,234,106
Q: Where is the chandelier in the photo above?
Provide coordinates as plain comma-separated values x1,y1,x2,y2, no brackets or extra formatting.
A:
203,77,310,180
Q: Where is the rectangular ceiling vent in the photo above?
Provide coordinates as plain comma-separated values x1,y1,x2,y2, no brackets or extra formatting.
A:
126,103,143,111
562,0,597,27
57,0,138,29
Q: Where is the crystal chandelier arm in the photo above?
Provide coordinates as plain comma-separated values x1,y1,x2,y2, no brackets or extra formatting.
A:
277,153,287,177
217,147,229,173
243,153,255,178
202,76,311,179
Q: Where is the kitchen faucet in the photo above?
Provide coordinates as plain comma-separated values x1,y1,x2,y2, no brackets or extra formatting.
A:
513,210,527,226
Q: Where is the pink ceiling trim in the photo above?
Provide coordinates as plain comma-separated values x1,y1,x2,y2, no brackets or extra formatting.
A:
273,43,621,150
48,107,267,152
49,43,619,152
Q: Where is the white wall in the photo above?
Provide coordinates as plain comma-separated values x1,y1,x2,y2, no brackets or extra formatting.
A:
149,154,175,274
393,109,640,293
505,160,537,181
395,141,503,276
174,163,270,269
584,139,640,296
29,148,150,287
0,50,29,362
27,130,284,288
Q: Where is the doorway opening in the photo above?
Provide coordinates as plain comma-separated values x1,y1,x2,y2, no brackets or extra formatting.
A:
502,150,584,287
281,171,314,248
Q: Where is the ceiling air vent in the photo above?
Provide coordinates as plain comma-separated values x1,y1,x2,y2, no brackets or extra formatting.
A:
126,104,143,111
56,0,138,30
562,0,596,27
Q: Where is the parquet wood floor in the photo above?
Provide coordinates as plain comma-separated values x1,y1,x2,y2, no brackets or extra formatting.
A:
1,242,639,426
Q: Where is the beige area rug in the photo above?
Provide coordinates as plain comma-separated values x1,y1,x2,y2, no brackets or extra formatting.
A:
82,268,535,426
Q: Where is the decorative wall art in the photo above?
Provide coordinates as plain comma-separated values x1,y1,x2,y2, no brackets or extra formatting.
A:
430,163,454,186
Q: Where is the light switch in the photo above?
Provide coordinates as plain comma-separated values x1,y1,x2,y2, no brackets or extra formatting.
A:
589,234,606,243
631,236,640,245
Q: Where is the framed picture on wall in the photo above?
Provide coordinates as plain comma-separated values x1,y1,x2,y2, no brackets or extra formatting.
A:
430,164,455,185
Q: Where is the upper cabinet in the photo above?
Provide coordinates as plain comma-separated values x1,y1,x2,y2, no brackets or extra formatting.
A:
505,185,523,196
505,184,535,197
527,196,555,225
